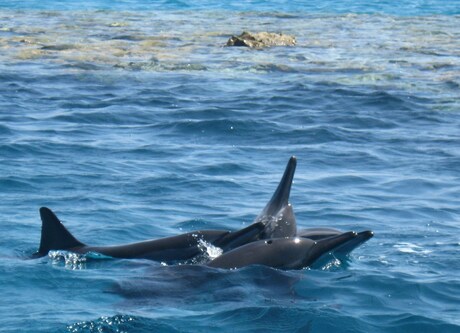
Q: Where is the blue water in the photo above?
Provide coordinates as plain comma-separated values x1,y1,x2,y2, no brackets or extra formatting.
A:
1,0,459,332
1,0,460,15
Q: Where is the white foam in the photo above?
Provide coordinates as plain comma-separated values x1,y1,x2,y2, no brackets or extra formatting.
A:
394,242,432,255
198,239,223,260
48,250,87,270
321,258,342,271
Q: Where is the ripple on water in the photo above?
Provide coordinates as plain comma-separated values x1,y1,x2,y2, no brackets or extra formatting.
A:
0,4,459,333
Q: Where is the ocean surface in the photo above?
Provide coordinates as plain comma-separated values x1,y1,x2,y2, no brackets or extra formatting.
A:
1,0,459,332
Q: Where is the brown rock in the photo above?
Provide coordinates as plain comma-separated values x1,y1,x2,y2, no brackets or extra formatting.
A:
226,31,296,48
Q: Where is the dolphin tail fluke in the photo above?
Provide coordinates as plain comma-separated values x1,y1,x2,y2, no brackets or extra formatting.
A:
36,207,85,256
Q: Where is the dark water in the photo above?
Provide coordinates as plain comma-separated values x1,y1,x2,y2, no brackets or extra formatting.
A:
0,1,459,332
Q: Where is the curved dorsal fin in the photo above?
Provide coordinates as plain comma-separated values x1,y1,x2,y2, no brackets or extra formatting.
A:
37,207,85,255
256,156,296,219
253,156,297,238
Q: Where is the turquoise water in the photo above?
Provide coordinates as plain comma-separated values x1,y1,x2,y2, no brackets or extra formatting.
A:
1,0,459,15
1,0,459,332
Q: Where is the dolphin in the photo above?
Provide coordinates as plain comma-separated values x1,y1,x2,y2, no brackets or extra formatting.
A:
259,155,373,255
298,228,374,256
33,157,298,261
33,207,265,262
252,156,297,239
207,231,358,270
250,155,372,254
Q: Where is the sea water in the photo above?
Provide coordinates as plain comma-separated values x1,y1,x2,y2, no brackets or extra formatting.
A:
0,0,459,332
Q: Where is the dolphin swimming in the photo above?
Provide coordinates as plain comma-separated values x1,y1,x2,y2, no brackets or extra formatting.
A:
251,155,373,257
34,207,265,261
207,231,359,270
33,156,373,269
33,157,298,261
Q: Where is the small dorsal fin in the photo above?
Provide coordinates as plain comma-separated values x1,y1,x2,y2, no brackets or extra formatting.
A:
37,207,85,255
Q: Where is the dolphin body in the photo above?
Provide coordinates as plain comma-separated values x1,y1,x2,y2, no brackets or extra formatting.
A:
34,207,266,261
33,156,373,267
255,155,373,258
207,231,359,270
33,157,298,261
253,155,373,257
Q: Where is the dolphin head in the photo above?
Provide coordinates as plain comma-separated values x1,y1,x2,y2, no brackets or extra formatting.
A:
302,231,358,266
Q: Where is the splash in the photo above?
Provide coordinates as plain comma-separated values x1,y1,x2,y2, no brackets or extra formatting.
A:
394,242,432,255
183,233,224,265
48,250,87,270
67,315,135,333
321,258,343,271
197,238,223,260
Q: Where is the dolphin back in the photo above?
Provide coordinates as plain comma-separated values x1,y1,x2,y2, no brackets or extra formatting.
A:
214,221,266,251
298,227,342,240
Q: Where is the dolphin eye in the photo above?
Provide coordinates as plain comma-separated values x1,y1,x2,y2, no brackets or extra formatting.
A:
265,240,273,245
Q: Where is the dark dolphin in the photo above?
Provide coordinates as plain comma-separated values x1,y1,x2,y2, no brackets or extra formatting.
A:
33,207,265,262
33,156,373,267
252,156,373,254
252,156,297,239
298,228,374,256
33,157,298,260
207,231,358,270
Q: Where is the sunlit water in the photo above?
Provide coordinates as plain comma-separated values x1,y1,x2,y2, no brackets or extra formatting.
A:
0,1,459,332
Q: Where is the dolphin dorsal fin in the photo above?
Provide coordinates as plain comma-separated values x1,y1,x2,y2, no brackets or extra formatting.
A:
254,156,296,221
253,156,297,238
38,207,85,255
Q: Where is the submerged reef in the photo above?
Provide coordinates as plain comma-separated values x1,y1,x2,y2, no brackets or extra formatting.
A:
226,31,296,48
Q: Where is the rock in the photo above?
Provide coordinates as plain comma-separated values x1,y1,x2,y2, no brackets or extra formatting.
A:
226,31,296,48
